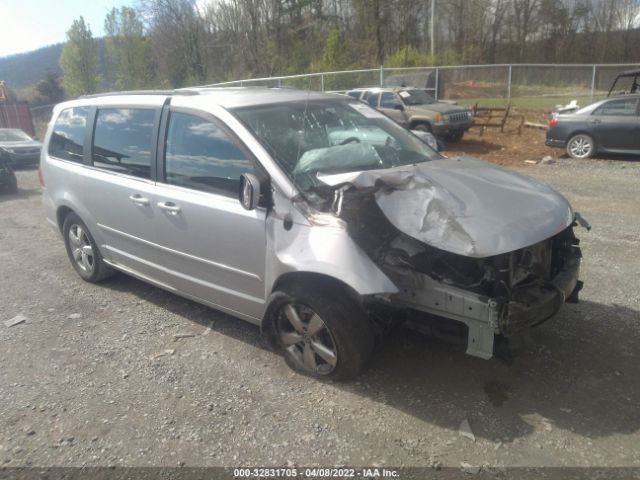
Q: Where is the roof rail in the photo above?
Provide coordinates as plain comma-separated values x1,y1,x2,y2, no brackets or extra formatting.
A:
79,89,200,99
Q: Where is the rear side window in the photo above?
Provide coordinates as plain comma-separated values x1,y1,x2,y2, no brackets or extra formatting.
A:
380,92,400,108
164,111,255,196
367,93,380,107
92,108,155,179
593,98,639,116
346,91,360,99
48,107,89,162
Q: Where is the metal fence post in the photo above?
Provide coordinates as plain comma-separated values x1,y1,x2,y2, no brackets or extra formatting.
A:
380,65,384,87
240,79,243,87
321,74,325,92
434,68,439,101
278,78,282,88
507,64,512,101
591,64,597,100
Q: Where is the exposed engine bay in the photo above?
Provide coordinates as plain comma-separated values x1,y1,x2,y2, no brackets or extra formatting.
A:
309,160,584,359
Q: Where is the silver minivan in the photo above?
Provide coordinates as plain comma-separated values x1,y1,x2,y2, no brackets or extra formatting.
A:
41,88,584,380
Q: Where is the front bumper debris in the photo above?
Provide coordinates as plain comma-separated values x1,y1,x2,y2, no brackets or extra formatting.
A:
385,231,582,360
501,248,581,336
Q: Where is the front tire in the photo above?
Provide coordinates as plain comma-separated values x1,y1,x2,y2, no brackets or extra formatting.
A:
446,130,464,142
567,134,595,159
413,122,432,133
268,280,374,381
62,212,115,282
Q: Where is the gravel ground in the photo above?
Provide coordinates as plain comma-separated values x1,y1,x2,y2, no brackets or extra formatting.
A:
0,158,639,473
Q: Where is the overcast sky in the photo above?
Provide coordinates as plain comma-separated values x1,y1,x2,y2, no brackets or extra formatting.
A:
0,0,133,58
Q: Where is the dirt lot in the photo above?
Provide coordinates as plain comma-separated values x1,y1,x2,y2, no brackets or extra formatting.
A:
1,144,639,476
446,113,554,166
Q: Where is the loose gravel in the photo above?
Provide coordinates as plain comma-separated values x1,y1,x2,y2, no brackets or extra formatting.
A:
0,159,639,470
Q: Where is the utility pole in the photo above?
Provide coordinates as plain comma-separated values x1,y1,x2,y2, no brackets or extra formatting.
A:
430,0,435,58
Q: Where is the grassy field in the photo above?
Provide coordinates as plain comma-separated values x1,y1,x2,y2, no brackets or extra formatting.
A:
455,95,607,110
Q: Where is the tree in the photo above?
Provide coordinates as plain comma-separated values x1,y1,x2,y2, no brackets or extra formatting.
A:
59,17,99,97
512,0,541,62
105,7,151,90
617,0,640,61
143,0,209,87
35,69,65,104
322,29,343,70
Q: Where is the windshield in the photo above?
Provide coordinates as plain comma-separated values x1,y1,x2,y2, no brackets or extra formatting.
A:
398,89,436,106
0,129,32,142
232,99,440,195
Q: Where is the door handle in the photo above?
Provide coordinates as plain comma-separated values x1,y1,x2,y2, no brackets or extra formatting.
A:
129,194,150,206
157,201,181,215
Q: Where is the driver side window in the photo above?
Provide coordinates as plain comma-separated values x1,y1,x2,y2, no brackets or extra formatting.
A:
164,112,256,196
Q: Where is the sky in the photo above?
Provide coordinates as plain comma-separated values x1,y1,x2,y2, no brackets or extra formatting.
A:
0,0,134,58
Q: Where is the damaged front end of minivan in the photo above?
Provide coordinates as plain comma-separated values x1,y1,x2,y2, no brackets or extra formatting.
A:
298,157,584,360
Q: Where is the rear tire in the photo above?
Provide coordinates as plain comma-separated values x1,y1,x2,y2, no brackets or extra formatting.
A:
566,134,595,159
267,280,374,381
62,212,115,283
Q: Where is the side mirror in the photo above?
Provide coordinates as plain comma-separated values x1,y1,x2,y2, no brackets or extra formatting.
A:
394,104,404,111
239,173,261,210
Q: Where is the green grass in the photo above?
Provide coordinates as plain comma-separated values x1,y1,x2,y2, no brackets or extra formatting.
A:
455,95,606,110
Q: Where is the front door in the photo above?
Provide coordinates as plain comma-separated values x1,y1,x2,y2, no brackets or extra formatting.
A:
152,107,267,321
378,92,407,126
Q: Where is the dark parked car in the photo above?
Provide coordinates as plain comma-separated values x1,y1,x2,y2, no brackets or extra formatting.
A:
0,150,18,193
0,128,42,168
546,94,640,159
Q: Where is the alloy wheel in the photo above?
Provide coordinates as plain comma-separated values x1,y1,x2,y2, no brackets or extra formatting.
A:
276,303,338,375
569,136,592,158
68,224,95,274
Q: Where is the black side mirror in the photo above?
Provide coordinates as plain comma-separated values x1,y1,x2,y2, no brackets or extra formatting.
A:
394,104,404,111
239,173,261,210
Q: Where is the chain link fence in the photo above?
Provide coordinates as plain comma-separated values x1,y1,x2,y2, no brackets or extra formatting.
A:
206,63,640,109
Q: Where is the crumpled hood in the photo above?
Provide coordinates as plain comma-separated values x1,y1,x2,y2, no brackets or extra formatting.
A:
317,156,574,258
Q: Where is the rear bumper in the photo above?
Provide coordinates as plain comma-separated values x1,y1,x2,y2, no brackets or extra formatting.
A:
545,138,566,148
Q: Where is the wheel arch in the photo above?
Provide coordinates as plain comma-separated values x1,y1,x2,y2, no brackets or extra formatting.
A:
568,130,595,140
56,205,74,232
261,272,365,337
409,118,433,130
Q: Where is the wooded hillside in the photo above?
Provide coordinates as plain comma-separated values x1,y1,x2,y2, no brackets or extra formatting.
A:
2,0,639,98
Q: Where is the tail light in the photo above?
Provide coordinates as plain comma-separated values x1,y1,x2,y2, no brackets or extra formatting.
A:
549,118,559,127
37,167,45,188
